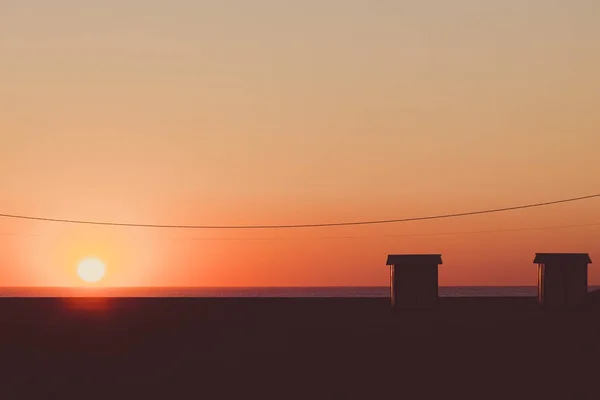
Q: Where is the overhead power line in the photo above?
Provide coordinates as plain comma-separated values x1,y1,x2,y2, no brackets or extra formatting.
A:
0,193,598,230
2,221,599,241
184,221,600,241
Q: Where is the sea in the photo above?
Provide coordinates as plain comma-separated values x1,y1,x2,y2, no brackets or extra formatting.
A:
1,286,599,297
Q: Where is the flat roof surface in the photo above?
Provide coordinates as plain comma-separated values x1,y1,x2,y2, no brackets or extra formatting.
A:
533,253,592,264
386,254,443,266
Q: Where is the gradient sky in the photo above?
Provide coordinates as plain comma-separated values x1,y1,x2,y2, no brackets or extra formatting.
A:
1,0,599,287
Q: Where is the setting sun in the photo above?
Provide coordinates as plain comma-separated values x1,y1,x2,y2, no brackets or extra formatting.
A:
77,258,106,283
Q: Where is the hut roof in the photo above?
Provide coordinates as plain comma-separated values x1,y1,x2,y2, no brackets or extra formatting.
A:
533,253,592,265
386,254,443,267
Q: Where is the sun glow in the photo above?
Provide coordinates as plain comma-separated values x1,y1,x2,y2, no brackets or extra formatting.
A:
77,258,106,283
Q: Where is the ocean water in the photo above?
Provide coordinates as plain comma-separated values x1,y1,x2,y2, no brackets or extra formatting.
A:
2,286,599,298
1,286,599,298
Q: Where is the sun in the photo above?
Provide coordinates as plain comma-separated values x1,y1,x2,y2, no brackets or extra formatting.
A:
77,258,106,283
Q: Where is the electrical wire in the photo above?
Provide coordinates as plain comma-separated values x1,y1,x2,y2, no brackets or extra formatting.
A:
0,193,598,230
181,221,600,241
1,222,598,241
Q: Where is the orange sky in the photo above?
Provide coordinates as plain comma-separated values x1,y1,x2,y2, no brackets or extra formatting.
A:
0,1,599,287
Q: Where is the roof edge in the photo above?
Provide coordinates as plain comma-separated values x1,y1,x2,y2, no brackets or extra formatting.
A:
533,253,592,264
386,254,443,266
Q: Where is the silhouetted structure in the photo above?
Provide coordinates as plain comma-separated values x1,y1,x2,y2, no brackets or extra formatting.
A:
534,253,592,309
386,254,443,310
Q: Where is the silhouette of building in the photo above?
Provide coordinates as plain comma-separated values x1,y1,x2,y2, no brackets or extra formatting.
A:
386,254,443,310
534,253,592,309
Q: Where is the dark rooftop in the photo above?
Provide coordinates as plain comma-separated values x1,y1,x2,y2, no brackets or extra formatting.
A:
386,254,443,267
533,253,592,265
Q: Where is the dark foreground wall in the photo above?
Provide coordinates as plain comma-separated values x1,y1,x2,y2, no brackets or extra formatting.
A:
1,297,599,399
